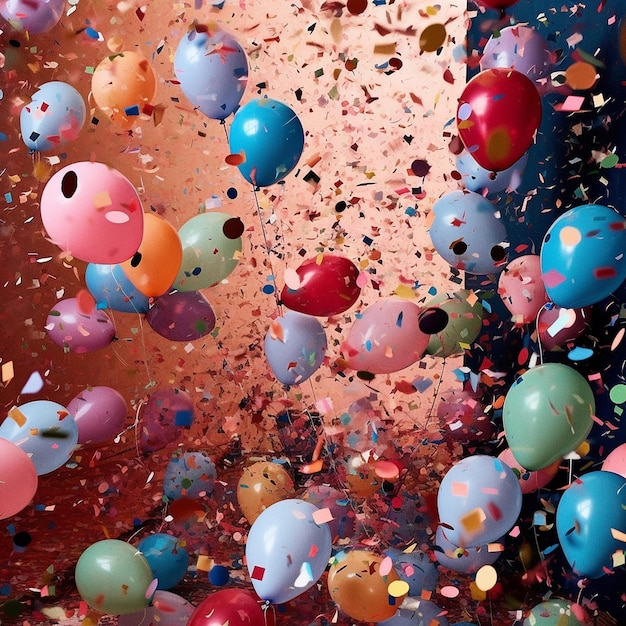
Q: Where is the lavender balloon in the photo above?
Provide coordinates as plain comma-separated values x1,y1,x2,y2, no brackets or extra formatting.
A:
67,386,127,445
146,291,216,342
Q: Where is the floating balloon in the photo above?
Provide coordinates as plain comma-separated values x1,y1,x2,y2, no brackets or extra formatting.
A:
0,400,78,475
540,204,626,308
85,263,150,314
174,212,244,291
137,533,189,590
228,98,304,187
75,539,154,615
146,290,216,342
174,25,248,120
301,484,355,541
502,363,595,471
378,601,449,626
455,150,528,194
437,390,496,446
280,254,362,317
40,161,144,264
187,588,265,626
20,82,86,152
602,443,626,478
435,526,502,574
91,50,158,128
67,386,127,445
385,548,438,596
163,452,217,500
342,299,448,375
118,590,194,626
430,191,509,275
245,498,332,605
0,438,38,519
140,388,194,454
556,471,626,579
497,448,560,495
45,297,116,353
437,455,522,548
537,304,591,352
121,213,183,298
497,255,549,326
523,599,587,626
264,311,327,385
0,0,64,33
457,68,542,171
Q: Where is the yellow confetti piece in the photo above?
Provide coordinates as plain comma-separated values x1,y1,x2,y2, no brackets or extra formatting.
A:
394,284,415,299
459,507,486,535
1,361,14,384
8,406,27,426
92,190,112,209
196,555,213,571
611,528,626,542
475,564,498,591
387,579,409,598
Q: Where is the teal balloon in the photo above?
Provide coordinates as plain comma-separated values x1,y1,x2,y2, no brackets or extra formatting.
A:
503,363,595,471
86,263,150,314
163,452,217,500
75,539,154,615
137,533,189,590
228,98,304,187
524,599,587,625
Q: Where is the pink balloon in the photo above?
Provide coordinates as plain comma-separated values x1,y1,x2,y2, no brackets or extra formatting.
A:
0,0,64,34
498,448,560,494
537,304,591,352
0,438,38,519
497,255,549,325
45,297,116,353
40,162,144,264
602,444,626,478
67,386,128,445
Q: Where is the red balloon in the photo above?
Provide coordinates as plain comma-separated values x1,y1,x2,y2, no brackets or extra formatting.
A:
475,0,519,9
457,68,542,172
187,589,267,626
280,253,361,317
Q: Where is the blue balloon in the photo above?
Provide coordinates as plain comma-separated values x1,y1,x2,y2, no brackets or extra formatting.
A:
434,526,501,574
85,263,150,314
163,452,217,500
228,98,305,187
174,25,248,120
556,470,626,579
137,533,189,590
456,150,528,195
245,498,332,605
385,548,438,596
20,81,86,152
540,204,626,308
378,602,449,626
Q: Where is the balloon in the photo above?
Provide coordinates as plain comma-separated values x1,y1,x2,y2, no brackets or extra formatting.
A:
378,602,449,626
91,51,158,128
45,297,116,353
67,386,127,445
385,548,438,596
497,255,549,326
537,304,591,352
0,400,78,475
457,68,542,172
0,438,38,519
264,311,327,385
455,150,528,194
429,191,509,275
425,289,483,357
435,526,502,574
40,161,144,264
20,82,86,152
301,484,355,541
497,448,560,495
146,290,216,341
140,388,194,454
437,455,522,548
280,254,362,317
540,204,626,308
327,549,404,622
237,461,295,524
475,0,519,9
174,25,248,120
163,452,217,500
502,363,595,470
187,589,265,626
121,213,183,298
0,0,64,33
602,443,626,478
228,98,305,187
75,539,154,615
118,590,194,626
342,299,448,375
85,263,150,314
523,599,587,626
245,498,332,604
174,212,244,291
481,26,553,84
137,533,189,590
437,390,496,445
556,471,626,579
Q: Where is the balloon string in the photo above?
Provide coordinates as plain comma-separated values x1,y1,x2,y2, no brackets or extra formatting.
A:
534,302,549,366
422,357,447,431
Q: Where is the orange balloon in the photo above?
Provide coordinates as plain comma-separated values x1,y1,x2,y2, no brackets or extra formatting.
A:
91,50,158,128
327,550,404,622
121,213,183,297
236,461,295,525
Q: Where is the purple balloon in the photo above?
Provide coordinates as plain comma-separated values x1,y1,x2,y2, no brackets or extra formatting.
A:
1,0,65,34
140,388,194,454
67,386,128,445
146,291,216,342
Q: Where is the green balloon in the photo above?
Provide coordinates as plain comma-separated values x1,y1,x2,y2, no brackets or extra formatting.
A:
524,599,586,625
174,212,244,292
75,539,154,615
425,289,483,357
503,363,595,471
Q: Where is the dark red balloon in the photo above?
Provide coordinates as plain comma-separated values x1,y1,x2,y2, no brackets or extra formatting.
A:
475,0,519,9
280,254,361,317
457,68,542,172
187,589,268,626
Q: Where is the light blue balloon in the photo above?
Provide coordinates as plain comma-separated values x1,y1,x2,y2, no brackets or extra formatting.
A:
85,263,150,314
163,452,217,500
137,533,189,590
245,498,332,604
385,548,438,596
456,150,528,195
229,98,305,187
20,81,86,152
264,311,327,386
540,204,626,308
174,26,248,120
378,602,449,626
0,400,78,475
434,526,501,574
429,190,509,275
